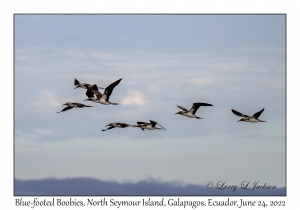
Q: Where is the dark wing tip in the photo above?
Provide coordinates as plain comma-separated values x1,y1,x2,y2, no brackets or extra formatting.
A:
192,102,213,107
253,108,265,119
114,78,122,84
231,109,240,115
92,84,98,91
200,102,213,106
74,78,79,86
115,78,122,85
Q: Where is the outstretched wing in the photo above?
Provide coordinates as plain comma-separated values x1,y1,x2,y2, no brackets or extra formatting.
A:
150,120,166,130
102,78,122,101
231,109,250,117
137,121,148,126
102,126,114,131
85,85,102,98
91,84,103,98
177,105,188,112
189,102,213,114
189,103,200,114
149,120,157,127
252,108,264,119
85,88,95,98
57,106,73,113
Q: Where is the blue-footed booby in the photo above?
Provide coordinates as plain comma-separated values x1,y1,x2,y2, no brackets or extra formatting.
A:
57,102,93,113
74,78,104,89
175,102,213,119
135,120,166,131
102,122,136,131
232,108,266,123
84,78,122,105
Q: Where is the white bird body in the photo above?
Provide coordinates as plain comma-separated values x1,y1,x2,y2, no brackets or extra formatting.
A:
178,111,199,118
86,97,113,105
143,124,157,130
248,118,260,123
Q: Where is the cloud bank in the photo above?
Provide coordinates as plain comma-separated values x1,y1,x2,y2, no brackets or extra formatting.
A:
15,177,285,196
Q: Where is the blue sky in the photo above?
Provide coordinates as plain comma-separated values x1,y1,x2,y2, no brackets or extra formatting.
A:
14,14,285,188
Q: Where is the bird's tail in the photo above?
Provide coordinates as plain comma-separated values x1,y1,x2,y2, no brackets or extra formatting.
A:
109,102,119,105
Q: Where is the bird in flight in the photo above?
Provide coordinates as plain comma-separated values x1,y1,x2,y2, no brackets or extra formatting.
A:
135,120,166,131
102,122,136,131
57,102,93,113
231,108,266,123
74,78,104,90
175,102,213,119
84,78,122,105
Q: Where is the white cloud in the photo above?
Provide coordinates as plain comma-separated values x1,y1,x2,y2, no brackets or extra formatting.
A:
148,84,161,93
30,90,61,108
122,89,147,106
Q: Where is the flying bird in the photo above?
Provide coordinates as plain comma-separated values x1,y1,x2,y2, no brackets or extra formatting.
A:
175,102,213,119
84,78,122,105
74,78,104,89
57,102,93,113
102,122,136,131
231,108,266,123
135,120,166,131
